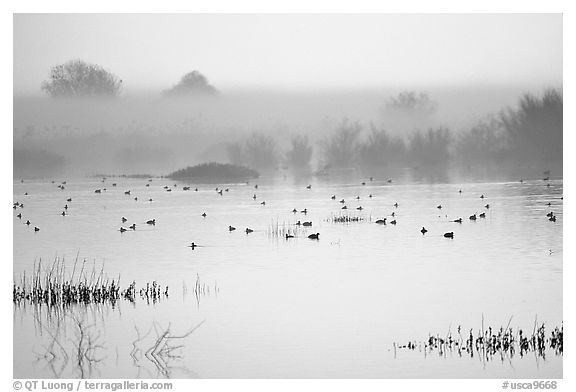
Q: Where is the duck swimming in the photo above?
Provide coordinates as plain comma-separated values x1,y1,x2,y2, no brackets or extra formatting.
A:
453,218,463,223
479,212,486,218
202,213,207,217
375,219,386,224
302,222,312,227
285,233,295,239
444,232,454,238
390,219,397,225
421,227,428,234
308,233,320,240
34,226,40,232
229,225,236,231
122,217,127,223
469,214,477,220
129,223,136,230
146,219,156,225
245,228,254,234
119,227,127,233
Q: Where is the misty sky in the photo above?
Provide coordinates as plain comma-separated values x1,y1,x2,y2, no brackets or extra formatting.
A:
13,14,562,94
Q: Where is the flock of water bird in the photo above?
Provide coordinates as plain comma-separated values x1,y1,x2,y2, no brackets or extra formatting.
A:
13,172,560,251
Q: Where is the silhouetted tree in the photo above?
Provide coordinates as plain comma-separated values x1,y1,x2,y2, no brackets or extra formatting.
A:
285,135,313,169
358,125,407,168
407,127,452,167
455,117,506,165
41,60,122,97
164,71,218,97
500,88,562,164
321,119,362,168
385,91,437,114
244,133,278,170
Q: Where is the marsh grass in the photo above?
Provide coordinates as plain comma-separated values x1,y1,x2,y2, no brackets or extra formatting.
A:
13,256,169,307
395,316,563,362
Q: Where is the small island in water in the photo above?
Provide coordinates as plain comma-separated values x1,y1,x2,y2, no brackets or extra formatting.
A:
167,162,259,182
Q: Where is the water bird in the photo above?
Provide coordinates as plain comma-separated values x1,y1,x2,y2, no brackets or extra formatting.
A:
125,190,131,195
459,189,462,193
485,204,490,209
64,204,68,210
356,206,363,210
146,219,156,225
302,222,312,227
119,227,127,233
95,189,101,193
520,179,524,183
121,217,127,223
308,233,320,240
370,177,374,181
254,184,258,189
195,188,198,191
296,221,302,226
444,232,454,238
20,203,24,208
469,214,477,221
356,196,360,200
394,202,399,208
375,219,386,224
34,226,40,232
225,188,229,192
479,212,486,218
306,185,312,189
453,218,462,223
361,182,366,186
67,198,72,202
134,197,138,201
218,189,223,195
369,194,373,198
112,183,117,187
229,225,236,231
437,205,442,209
339,199,345,204
480,194,485,199
149,198,153,202
183,186,190,190
549,215,557,222
129,223,136,230
421,227,428,234
24,192,28,195
253,194,257,200
260,201,266,205
16,213,21,219
547,183,551,188
331,195,336,200
189,242,198,249
167,188,173,192
547,202,552,206
292,208,297,213
546,211,554,218
342,206,348,210
26,220,31,226
245,228,254,234
146,184,150,187
61,211,66,216
391,212,395,217
285,233,295,239
387,179,392,183
390,220,397,225
202,213,207,217
301,208,307,214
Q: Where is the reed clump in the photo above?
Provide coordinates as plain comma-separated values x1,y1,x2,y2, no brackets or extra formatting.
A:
328,213,364,223
395,318,563,360
13,257,168,307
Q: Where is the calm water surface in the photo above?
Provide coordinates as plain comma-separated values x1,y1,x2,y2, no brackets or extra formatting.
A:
13,172,563,378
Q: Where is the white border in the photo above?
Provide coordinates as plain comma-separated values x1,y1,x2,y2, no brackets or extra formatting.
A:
2,2,572,392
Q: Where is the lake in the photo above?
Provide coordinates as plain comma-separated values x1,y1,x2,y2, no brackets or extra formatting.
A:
12,170,563,378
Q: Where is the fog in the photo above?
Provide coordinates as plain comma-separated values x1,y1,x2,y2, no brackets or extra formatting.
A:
13,14,562,179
